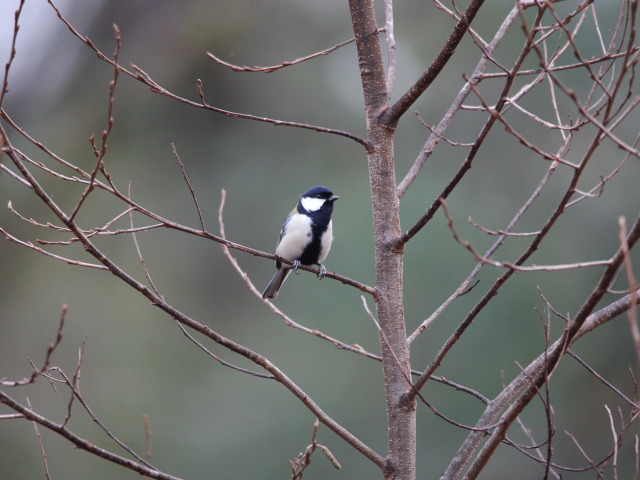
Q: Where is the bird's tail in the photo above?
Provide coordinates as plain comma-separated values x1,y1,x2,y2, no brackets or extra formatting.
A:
262,268,291,300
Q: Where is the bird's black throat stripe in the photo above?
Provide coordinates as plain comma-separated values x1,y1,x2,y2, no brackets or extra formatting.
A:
298,221,328,266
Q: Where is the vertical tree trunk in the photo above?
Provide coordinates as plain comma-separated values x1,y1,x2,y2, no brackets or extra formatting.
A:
349,1,416,479
370,126,415,480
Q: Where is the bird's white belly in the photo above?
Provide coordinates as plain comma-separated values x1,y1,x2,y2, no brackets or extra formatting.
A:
276,214,313,261
317,220,333,263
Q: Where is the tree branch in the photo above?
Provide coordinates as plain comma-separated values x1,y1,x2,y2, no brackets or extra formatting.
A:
207,34,362,73
381,0,486,128
444,216,640,479
396,5,549,246
46,0,370,149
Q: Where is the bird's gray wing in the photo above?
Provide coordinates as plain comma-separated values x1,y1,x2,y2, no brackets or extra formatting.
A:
275,208,298,248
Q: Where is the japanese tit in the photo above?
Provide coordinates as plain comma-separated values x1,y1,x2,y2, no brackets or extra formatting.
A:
262,186,339,300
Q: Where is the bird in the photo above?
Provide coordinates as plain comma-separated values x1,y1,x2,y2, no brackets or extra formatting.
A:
262,186,339,300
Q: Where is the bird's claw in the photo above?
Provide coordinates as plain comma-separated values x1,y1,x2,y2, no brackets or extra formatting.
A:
317,264,327,280
292,260,301,275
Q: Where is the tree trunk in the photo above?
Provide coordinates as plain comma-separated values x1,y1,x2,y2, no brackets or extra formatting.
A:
349,1,416,478
370,126,415,480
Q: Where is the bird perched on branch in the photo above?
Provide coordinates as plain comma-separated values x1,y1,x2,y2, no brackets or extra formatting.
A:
262,186,339,300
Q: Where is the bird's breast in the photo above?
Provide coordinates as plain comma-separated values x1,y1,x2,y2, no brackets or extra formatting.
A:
317,220,333,263
275,214,314,261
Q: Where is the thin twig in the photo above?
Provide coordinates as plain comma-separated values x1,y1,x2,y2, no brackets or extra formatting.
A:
27,397,52,480
172,144,206,232
383,0,486,127
288,418,340,479
605,405,619,480
619,216,640,370
565,430,606,479
0,0,26,109
143,415,152,476
128,183,164,299
0,227,108,270
49,362,156,469
174,320,273,379
1,304,66,387
440,198,613,272
69,24,121,222
567,352,638,409
207,34,363,73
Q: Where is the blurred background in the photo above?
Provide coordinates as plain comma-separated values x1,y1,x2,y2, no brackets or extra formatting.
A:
1,0,639,478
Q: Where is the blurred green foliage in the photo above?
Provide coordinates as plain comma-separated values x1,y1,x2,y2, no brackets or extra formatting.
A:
1,0,639,479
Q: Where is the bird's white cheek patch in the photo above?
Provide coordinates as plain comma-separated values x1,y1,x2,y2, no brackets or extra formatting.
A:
301,196,325,212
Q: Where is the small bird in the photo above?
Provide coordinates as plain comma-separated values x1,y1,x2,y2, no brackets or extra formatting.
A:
262,186,339,300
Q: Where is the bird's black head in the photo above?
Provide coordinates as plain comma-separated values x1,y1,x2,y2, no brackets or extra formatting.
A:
298,186,339,215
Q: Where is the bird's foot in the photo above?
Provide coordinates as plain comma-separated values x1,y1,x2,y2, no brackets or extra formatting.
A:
292,260,301,275
317,264,327,279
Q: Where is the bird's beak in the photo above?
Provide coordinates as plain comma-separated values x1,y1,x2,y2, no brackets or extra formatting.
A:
329,195,340,202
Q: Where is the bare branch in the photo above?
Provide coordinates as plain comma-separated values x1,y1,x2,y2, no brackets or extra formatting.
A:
47,0,369,148
382,0,486,127
207,34,361,73
0,0,25,109
172,144,206,232
26,398,52,480
477,48,640,80
0,227,108,270
408,148,561,343
69,24,121,222
448,216,640,479
441,198,613,272
414,111,475,147
143,414,152,480
288,419,340,479
619,216,640,370
567,350,636,408
397,5,549,244
1,305,66,387
605,405,620,480
127,188,163,299
0,391,182,480
173,320,274,379
565,430,606,479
